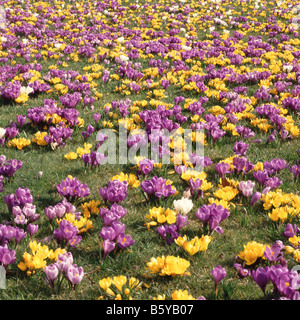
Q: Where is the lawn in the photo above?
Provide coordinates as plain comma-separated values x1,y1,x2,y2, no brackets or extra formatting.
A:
0,0,299,301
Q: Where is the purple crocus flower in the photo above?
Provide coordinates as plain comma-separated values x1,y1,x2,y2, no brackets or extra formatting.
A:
139,158,154,176
116,233,135,249
289,165,300,180
102,239,116,260
55,252,74,273
27,223,39,237
252,267,270,294
264,176,282,190
93,113,102,123
16,114,27,129
233,141,249,156
233,263,251,278
264,242,283,262
250,192,262,205
44,206,57,222
215,162,229,178
56,177,90,201
211,265,226,293
82,125,95,140
44,263,59,288
282,223,299,238
53,220,81,248
100,226,117,241
253,170,269,185
176,214,190,230
0,245,16,269
233,157,247,173
157,224,180,245
66,264,84,288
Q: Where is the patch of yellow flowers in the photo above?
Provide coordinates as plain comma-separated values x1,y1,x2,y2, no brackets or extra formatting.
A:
18,241,66,276
99,275,144,300
7,137,31,150
145,207,177,229
237,241,267,266
175,235,213,256
153,289,195,300
80,200,101,218
146,255,190,277
261,189,300,223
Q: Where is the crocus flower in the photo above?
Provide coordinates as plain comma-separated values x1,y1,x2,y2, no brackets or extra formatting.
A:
233,263,251,278
264,242,283,263
289,165,300,180
253,170,269,185
239,180,255,198
233,141,249,156
99,180,128,204
100,226,117,241
139,158,154,176
27,223,39,237
215,162,230,178
173,198,193,214
66,264,84,288
102,239,116,261
282,223,299,238
0,245,16,268
176,214,190,230
44,263,59,288
211,265,226,294
250,192,262,205
252,267,270,294
116,233,135,249
56,252,74,274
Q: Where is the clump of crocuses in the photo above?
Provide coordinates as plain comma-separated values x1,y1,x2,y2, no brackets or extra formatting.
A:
53,220,82,249
44,251,84,291
196,203,230,235
99,180,128,204
99,204,134,261
56,176,90,202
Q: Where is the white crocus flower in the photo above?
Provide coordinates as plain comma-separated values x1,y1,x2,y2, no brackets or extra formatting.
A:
117,37,125,44
20,86,34,95
0,127,6,139
283,65,293,73
119,54,129,63
173,198,193,215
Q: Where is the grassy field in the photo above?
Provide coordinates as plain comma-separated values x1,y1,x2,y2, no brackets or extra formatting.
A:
0,0,299,301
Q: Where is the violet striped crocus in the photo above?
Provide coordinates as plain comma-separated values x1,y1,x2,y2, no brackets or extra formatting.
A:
66,264,84,288
44,263,59,288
